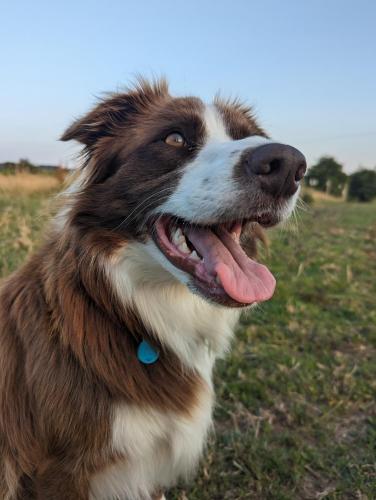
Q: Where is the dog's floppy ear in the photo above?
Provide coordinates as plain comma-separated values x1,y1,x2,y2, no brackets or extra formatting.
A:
60,78,169,148
60,93,139,147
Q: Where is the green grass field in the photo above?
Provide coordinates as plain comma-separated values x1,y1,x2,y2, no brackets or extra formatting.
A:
0,187,375,499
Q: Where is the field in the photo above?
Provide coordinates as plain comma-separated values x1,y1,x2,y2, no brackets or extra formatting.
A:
0,177,375,499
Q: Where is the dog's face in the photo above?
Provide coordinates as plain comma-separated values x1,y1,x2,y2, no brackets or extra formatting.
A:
62,80,306,307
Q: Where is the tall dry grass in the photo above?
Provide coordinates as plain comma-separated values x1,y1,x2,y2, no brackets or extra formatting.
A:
302,186,344,202
0,173,61,194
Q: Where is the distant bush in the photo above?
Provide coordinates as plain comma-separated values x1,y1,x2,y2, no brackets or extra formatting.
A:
305,156,347,197
348,169,376,202
301,191,314,205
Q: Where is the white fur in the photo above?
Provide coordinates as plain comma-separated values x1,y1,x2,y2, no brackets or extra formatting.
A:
90,391,213,500
203,105,230,142
106,241,239,375
159,105,275,224
54,169,87,230
280,189,300,220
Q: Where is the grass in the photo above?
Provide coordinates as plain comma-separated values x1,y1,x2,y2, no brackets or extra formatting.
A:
0,171,61,194
0,177,375,499
302,187,345,203
0,185,61,279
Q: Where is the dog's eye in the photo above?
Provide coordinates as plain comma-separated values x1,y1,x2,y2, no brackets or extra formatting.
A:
164,132,186,148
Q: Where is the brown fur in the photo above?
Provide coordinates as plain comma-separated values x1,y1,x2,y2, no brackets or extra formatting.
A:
214,96,266,140
0,222,204,498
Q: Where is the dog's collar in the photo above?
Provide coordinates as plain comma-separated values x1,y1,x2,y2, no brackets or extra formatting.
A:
137,340,159,364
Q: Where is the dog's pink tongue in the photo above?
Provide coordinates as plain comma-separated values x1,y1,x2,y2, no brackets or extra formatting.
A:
185,226,276,304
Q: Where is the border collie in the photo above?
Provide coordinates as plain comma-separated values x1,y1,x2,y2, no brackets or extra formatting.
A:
0,79,306,499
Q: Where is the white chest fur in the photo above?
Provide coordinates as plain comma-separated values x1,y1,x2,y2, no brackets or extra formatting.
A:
105,242,240,375
90,385,214,500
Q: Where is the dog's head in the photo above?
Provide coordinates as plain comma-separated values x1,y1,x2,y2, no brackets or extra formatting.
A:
61,79,306,307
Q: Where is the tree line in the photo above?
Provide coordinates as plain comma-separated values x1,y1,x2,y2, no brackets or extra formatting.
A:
305,157,376,202
1,157,375,203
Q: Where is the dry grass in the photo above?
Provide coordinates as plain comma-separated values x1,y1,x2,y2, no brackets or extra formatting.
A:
302,187,344,202
0,173,61,194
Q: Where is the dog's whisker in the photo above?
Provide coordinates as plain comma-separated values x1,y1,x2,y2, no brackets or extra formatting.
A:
112,187,174,232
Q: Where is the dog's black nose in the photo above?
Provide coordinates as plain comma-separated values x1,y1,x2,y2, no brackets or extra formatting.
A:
245,143,307,197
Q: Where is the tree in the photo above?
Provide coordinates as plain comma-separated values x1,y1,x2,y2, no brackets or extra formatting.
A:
348,169,376,202
17,158,34,173
305,156,348,197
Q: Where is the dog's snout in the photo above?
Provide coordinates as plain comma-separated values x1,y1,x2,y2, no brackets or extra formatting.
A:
245,143,307,197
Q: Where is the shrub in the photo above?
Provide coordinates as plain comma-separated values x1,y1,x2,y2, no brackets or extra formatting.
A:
301,191,314,205
348,169,376,202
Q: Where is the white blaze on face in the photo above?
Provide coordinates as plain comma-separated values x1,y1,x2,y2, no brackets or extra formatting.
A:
159,104,274,224
141,103,300,305
203,105,229,142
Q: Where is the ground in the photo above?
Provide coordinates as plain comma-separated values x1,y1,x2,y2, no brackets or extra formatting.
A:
0,178,375,499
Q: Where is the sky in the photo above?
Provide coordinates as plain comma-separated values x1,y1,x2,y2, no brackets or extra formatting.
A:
1,0,375,173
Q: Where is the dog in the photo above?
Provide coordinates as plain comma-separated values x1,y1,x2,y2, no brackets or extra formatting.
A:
0,79,306,499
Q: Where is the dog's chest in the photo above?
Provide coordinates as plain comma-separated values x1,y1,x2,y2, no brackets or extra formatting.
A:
93,255,241,498
90,383,214,500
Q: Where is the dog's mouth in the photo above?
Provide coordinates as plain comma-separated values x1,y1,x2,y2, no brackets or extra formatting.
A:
150,215,277,307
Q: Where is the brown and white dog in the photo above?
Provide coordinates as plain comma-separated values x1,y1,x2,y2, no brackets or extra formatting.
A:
0,79,306,499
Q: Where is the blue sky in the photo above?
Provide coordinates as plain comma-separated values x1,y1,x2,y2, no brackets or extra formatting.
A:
1,0,375,173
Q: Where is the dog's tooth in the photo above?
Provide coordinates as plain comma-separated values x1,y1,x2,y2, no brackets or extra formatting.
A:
178,240,190,254
172,227,184,244
190,250,200,262
171,226,190,254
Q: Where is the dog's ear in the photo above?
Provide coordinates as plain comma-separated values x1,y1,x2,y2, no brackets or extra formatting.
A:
60,78,169,148
60,96,125,147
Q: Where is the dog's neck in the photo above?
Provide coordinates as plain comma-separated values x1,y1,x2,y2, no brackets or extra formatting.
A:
50,205,241,382
105,241,241,379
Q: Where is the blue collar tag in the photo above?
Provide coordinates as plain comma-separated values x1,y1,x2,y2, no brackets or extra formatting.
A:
137,340,159,364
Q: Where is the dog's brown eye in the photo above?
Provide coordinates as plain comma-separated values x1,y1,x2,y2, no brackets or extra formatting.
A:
164,132,186,147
